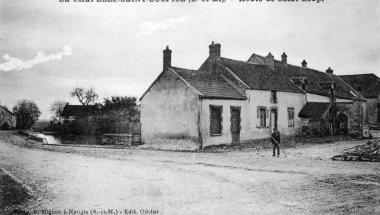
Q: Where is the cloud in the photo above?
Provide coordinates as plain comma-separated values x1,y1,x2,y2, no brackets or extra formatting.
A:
0,45,72,72
138,16,187,36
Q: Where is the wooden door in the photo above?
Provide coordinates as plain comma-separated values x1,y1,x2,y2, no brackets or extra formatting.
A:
230,107,241,144
270,108,278,134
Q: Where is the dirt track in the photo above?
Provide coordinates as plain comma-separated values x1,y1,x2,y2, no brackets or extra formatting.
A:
0,131,379,215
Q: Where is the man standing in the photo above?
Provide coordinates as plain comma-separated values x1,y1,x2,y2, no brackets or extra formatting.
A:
271,128,281,157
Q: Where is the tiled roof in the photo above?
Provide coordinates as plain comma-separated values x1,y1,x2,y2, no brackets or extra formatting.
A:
298,102,331,119
61,104,96,117
200,55,365,101
339,73,380,98
171,67,246,100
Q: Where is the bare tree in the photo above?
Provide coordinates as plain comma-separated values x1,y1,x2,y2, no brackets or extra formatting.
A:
50,100,67,122
70,87,98,106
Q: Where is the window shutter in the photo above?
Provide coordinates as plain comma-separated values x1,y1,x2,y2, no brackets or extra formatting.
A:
256,107,260,128
266,108,269,127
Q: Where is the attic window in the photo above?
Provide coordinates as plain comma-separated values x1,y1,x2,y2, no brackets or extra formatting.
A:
290,77,307,91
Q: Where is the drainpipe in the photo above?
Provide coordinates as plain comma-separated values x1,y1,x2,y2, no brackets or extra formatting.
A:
197,98,203,149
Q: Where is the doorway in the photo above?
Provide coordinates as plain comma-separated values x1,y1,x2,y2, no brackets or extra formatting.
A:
336,113,348,135
270,108,278,134
230,106,241,144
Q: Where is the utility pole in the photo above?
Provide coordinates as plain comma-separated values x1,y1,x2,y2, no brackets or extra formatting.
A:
330,83,336,137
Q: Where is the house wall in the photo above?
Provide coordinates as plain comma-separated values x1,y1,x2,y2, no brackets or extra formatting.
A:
365,97,380,126
200,99,247,147
199,90,305,147
247,90,305,139
0,108,16,129
336,101,364,136
140,70,200,147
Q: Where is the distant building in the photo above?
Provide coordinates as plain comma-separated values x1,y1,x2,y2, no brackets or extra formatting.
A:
0,105,16,129
140,42,366,149
340,73,380,129
60,103,96,123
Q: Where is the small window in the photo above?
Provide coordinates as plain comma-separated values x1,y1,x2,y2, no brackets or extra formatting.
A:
288,107,295,127
210,105,222,135
270,90,277,103
258,106,267,127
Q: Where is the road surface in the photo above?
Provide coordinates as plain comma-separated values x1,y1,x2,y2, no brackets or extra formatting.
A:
0,131,379,214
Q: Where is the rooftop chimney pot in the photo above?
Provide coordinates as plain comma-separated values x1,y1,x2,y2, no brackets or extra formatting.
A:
209,41,221,60
265,52,275,70
302,60,307,68
281,52,287,64
326,67,334,74
163,45,172,71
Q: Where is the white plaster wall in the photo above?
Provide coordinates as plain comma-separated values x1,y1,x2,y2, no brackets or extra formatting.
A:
247,90,305,139
200,99,247,147
200,90,306,147
140,70,199,143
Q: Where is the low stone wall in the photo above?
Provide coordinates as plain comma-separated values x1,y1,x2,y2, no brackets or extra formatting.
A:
102,134,137,146
139,137,199,151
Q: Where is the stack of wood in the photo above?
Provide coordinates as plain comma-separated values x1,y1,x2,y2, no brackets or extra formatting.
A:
332,139,380,162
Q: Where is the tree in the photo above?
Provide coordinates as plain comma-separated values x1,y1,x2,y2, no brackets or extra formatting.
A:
98,96,140,133
70,87,98,106
102,96,138,113
50,100,67,122
13,100,41,129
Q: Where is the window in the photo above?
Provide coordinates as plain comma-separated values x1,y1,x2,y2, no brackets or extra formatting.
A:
270,90,277,103
210,105,222,135
288,107,295,127
257,106,267,128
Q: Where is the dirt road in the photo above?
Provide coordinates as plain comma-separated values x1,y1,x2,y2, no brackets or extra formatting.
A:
0,131,379,215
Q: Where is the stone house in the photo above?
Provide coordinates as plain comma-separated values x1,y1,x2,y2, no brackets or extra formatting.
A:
340,74,380,129
139,42,365,149
0,105,16,130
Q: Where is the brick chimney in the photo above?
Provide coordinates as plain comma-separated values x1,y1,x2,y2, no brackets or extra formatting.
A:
326,67,334,74
301,60,307,68
163,45,172,71
281,52,287,64
265,52,274,70
209,41,221,60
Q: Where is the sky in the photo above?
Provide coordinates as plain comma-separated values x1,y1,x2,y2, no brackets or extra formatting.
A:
0,0,379,119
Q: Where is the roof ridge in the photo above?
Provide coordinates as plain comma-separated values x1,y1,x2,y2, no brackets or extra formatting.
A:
170,66,200,72
219,57,264,66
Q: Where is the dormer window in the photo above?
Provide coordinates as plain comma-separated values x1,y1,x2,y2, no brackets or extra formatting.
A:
270,90,277,103
290,77,308,92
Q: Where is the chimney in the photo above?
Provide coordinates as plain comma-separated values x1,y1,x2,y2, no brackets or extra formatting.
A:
281,52,287,64
301,60,307,68
163,45,172,71
209,41,221,60
326,67,334,74
265,52,274,70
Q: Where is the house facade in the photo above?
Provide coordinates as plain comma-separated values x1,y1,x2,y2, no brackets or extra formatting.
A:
0,105,16,130
340,74,380,129
140,42,365,149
